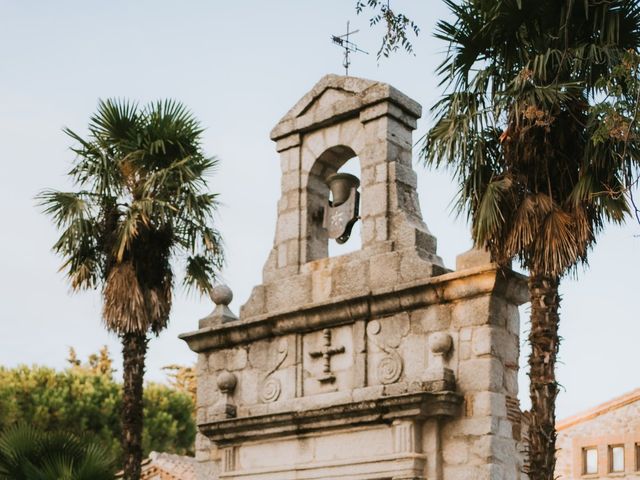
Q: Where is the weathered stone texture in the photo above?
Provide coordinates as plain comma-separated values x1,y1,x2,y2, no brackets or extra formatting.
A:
180,75,530,480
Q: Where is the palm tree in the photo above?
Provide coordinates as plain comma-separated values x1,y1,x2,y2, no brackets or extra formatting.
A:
422,1,640,478
38,99,224,479
0,424,114,480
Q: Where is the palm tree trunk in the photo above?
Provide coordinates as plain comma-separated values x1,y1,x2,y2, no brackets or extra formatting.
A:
527,274,560,480
121,331,148,480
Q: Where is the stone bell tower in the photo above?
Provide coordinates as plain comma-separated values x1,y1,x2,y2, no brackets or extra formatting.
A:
181,75,529,480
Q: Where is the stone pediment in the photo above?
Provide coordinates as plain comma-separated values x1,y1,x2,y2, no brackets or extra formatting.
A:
270,74,422,141
297,87,355,117
277,75,376,123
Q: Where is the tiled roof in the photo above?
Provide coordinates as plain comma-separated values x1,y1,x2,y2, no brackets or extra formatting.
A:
556,387,640,431
144,452,196,480
117,452,196,480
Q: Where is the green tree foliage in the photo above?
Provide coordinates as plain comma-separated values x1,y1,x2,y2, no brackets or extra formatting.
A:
357,2,640,478
423,3,640,478
142,383,195,457
162,364,196,402
0,424,115,480
355,0,419,58
0,349,196,466
38,98,223,479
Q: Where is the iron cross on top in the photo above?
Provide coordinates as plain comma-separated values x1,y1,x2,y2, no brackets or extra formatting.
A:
309,328,345,383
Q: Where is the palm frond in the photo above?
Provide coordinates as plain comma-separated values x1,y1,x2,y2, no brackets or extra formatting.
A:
88,99,139,149
36,191,93,227
473,176,513,245
505,194,539,254
184,254,219,295
113,206,143,263
102,262,148,334
41,98,224,335
0,425,113,480
422,0,640,278
532,206,580,276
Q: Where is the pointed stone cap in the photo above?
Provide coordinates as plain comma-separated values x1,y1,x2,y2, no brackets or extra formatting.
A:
198,284,239,328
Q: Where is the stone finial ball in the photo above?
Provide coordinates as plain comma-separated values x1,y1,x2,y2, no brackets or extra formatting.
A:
216,371,237,393
210,284,233,305
430,332,453,355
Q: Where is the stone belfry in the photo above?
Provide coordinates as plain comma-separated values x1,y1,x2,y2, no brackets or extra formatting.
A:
181,75,529,480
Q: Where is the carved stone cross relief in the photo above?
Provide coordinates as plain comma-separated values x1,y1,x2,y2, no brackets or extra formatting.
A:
309,328,345,383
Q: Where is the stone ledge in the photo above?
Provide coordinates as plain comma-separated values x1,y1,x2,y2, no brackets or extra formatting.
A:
179,265,528,353
200,390,461,445
220,452,426,480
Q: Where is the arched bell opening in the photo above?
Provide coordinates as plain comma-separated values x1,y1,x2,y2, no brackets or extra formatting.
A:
304,145,362,263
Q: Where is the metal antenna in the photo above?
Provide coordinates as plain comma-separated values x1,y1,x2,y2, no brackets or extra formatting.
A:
331,21,369,76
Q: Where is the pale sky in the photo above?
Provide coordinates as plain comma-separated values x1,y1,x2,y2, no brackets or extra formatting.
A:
1,1,638,420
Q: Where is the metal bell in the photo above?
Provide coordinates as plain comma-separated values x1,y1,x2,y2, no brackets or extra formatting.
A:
323,173,360,244
326,173,360,206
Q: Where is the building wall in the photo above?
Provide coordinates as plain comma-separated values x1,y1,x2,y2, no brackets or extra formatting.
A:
188,265,529,480
182,74,531,480
556,397,640,479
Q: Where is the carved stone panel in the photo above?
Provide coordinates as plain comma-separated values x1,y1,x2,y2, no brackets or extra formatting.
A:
244,335,296,405
302,325,353,396
259,337,289,403
366,315,411,387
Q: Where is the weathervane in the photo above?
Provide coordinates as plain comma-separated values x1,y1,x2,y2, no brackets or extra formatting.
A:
331,21,369,76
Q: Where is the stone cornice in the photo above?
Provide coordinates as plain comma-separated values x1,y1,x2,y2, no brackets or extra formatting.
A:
179,265,528,353
199,390,462,445
270,74,422,141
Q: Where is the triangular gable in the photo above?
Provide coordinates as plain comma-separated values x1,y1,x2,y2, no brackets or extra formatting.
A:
279,74,377,123
270,74,421,141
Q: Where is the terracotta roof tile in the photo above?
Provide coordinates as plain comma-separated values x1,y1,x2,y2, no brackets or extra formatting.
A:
150,452,196,480
117,452,196,480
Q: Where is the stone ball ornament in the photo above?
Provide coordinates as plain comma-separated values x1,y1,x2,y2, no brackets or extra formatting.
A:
216,371,237,394
430,332,453,355
210,284,233,306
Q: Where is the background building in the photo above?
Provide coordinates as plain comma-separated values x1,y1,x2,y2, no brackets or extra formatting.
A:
116,452,196,480
556,388,640,479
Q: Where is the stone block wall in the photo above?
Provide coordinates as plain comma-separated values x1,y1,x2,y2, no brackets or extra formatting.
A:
181,74,531,480
439,292,526,480
183,263,528,480
261,75,442,287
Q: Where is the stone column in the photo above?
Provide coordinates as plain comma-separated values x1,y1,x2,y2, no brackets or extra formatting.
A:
263,133,302,281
